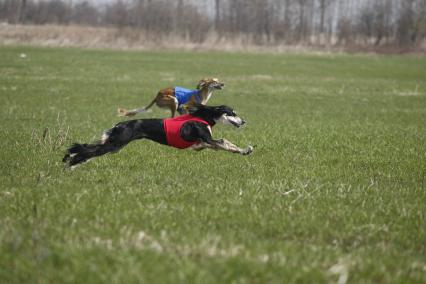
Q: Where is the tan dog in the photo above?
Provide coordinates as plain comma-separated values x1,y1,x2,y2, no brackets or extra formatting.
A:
118,78,225,118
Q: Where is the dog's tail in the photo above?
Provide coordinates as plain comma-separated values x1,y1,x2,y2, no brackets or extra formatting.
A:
62,142,116,168
117,98,156,117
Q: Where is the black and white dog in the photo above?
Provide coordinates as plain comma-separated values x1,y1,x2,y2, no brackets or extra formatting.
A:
63,105,253,167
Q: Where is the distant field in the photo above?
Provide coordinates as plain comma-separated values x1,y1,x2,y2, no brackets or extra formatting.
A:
0,46,425,283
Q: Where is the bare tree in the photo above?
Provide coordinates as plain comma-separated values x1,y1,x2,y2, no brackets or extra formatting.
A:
130,0,145,28
104,0,129,28
337,16,353,45
283,0,293,43
319,0,334,34
372,0,391,46
18,0,27,23
0,0,423,49
397,0,415,46
357,4,375,44
215,0,220,31
295,0,311,42
72,1,99,26
414,0,426,44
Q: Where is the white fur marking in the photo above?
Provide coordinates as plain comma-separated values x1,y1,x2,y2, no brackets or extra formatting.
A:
217,114,243,127
101,132,109,144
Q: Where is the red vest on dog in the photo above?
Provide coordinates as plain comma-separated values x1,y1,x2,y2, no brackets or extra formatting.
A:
163,114,211,149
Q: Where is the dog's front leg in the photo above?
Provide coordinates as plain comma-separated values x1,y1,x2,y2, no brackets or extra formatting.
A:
209,138,253,155
190,143,208,151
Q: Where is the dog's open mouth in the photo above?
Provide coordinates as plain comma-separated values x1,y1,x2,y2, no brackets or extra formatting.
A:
214,84,225,90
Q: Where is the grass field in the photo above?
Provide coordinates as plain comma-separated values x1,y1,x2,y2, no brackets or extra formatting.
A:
0,46,425,283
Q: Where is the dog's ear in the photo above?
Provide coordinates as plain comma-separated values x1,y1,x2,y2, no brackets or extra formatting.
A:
216,105,236,116
197,79,207,89
216,105,229,112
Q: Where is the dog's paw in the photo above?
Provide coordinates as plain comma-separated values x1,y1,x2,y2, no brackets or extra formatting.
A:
117,108,127,116
243,145,253,155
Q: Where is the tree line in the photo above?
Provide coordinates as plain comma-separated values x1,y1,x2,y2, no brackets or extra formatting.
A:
1,0,425,47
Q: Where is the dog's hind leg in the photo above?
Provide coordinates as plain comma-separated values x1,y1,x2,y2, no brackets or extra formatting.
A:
63,121,138,167
63,119,166,167
63,142,123,167
156,96,178,118
118,98,156,117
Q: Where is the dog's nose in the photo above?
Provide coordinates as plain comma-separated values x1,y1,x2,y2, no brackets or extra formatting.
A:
241,119,246,125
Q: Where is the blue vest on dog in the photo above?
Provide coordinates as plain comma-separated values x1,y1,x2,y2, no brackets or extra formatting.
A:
175,87,200,105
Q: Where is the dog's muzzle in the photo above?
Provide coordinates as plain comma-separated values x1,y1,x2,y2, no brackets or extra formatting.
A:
231,118,246,128
215,83,225,90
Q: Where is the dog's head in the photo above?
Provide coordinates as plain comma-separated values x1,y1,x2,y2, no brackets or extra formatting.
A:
190,105,245,128
197,78,225,91
214,105,246,128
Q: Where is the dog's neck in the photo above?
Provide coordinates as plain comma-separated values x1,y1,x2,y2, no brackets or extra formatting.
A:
199,115,216,126
198,87,214,104
190,110,216,126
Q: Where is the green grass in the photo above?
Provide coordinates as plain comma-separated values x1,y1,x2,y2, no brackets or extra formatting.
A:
0,46,425,283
